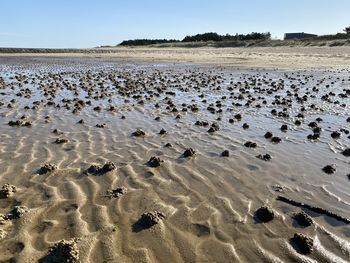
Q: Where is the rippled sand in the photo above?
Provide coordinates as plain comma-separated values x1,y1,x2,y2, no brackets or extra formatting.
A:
0,57,349,262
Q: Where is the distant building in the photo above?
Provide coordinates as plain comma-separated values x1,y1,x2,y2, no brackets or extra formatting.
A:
284,32,317,40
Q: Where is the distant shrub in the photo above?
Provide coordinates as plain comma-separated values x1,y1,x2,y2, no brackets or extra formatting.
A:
119,39,179,46
307,33,350,41
182,32,271,42
182,32,223,42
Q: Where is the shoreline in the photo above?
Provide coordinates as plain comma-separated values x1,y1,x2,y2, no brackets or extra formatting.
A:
0,46,349,70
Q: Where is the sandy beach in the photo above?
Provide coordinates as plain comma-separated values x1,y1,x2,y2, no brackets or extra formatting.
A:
0,48,349,262
1,46,350,69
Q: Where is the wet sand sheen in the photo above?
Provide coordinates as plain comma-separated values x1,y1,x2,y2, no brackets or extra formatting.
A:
0,56,349,262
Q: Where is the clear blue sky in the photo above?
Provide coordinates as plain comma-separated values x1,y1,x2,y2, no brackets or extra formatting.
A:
0,0,349,48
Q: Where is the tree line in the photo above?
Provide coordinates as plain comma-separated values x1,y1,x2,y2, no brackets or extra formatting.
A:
182,32,271,42
119,39,180,46
119,27,350,46
119,32,271,46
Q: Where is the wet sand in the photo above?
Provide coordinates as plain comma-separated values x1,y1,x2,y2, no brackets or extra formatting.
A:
0,55,349,262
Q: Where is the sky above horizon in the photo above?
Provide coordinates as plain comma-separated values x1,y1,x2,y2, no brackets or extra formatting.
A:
0,0,349,48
